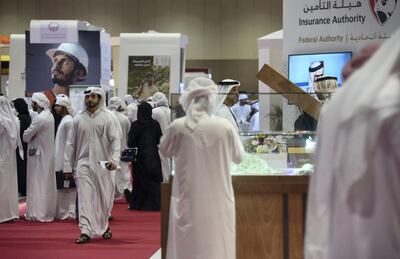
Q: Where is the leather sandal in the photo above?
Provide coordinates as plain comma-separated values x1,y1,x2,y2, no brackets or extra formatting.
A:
75,233,91,244
102,227,112,239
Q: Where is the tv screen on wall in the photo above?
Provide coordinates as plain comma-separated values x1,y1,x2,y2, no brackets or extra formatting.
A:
288,52,352,93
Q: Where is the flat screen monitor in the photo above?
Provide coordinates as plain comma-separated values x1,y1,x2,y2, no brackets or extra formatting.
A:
288,52,352,93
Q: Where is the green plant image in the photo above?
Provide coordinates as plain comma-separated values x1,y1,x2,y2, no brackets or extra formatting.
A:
266,104,282,131
127,56,170,100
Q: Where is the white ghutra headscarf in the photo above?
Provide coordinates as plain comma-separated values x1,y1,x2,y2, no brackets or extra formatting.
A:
213,79,240,114
179,77,218,131
55,94,74,116
32,92,50,110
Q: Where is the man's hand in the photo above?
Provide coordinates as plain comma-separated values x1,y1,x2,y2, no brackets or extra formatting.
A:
105,161,117,171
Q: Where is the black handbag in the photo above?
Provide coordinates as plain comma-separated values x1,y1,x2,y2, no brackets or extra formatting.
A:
121,147,138,162
55,171,77,189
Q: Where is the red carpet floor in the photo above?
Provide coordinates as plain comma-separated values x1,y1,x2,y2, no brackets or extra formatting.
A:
0,200,160,259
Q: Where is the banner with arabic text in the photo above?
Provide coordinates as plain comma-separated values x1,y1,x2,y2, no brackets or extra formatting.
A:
283,0,400,66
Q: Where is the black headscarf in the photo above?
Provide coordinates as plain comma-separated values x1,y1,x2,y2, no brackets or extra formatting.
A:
137,102,155,125
12,98,30,115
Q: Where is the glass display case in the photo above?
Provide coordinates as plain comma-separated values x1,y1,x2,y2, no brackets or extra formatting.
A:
232,131,316,175
169,92,321,176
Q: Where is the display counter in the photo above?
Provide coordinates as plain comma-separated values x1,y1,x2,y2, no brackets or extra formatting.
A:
161,175,309,259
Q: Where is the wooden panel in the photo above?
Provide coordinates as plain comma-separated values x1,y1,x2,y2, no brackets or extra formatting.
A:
161,176,309,259
288,194,305,259
233,175,309,194
236,193,283,259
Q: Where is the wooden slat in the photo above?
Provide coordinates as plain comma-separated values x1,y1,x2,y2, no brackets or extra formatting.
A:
161,181,172,259
257,64,322,120
288,194,305,259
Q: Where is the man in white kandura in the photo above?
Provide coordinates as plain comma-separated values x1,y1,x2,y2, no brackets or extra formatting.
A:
108,96,132,198
231,93,251,131
248,100,260,132
214,79,240,132
54,94,76,220
0,96,23,223
151,92,172,181
305,29,400,259
23,93,56,222
124,94,135,106
64,87,121,244
160,77,244,259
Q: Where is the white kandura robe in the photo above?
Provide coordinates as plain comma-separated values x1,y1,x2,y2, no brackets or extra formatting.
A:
305,29,400,259
54,114,76,220
231,103,251,132
111,110,131,195
215,104,240,132
152,105,172,181
23,109,56,222
0,126,19,223
64,108,120,238
250,112,259,132
160,116,244,259
231,103,250,121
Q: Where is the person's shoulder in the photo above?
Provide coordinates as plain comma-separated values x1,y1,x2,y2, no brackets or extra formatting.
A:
208,116,236,130
74,111,85,120
131,119,140,127
63,114,74,123
120,112,130,123
127,103,138,109
42,109,54,119
170,117,185,127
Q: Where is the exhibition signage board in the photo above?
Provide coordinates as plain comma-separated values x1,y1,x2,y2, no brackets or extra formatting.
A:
127,55,170,101
118,33,188,100
30,20,79,44
257,64,321,120
283,0,400,57
25,31,101,95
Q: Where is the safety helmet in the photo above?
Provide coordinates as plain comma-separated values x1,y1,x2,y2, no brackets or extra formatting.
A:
46,43,89,76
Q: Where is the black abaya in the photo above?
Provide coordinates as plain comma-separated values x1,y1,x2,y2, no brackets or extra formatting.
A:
127,102,163,211
12,99,32,196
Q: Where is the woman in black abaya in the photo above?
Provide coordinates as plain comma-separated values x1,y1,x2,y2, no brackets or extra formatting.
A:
12,98,31,197
127,102,163,211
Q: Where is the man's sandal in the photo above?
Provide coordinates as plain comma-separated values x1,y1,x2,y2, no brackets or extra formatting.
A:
75,233,91,244
102,227,112,239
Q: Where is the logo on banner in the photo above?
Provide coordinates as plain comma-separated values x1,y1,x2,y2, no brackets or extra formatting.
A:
48,22,60,32
370,0,398,25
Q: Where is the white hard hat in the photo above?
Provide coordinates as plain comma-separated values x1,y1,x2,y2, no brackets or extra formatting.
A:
46,43,89,76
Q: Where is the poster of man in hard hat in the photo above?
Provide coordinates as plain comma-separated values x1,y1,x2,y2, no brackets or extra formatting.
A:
25,31,100,105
